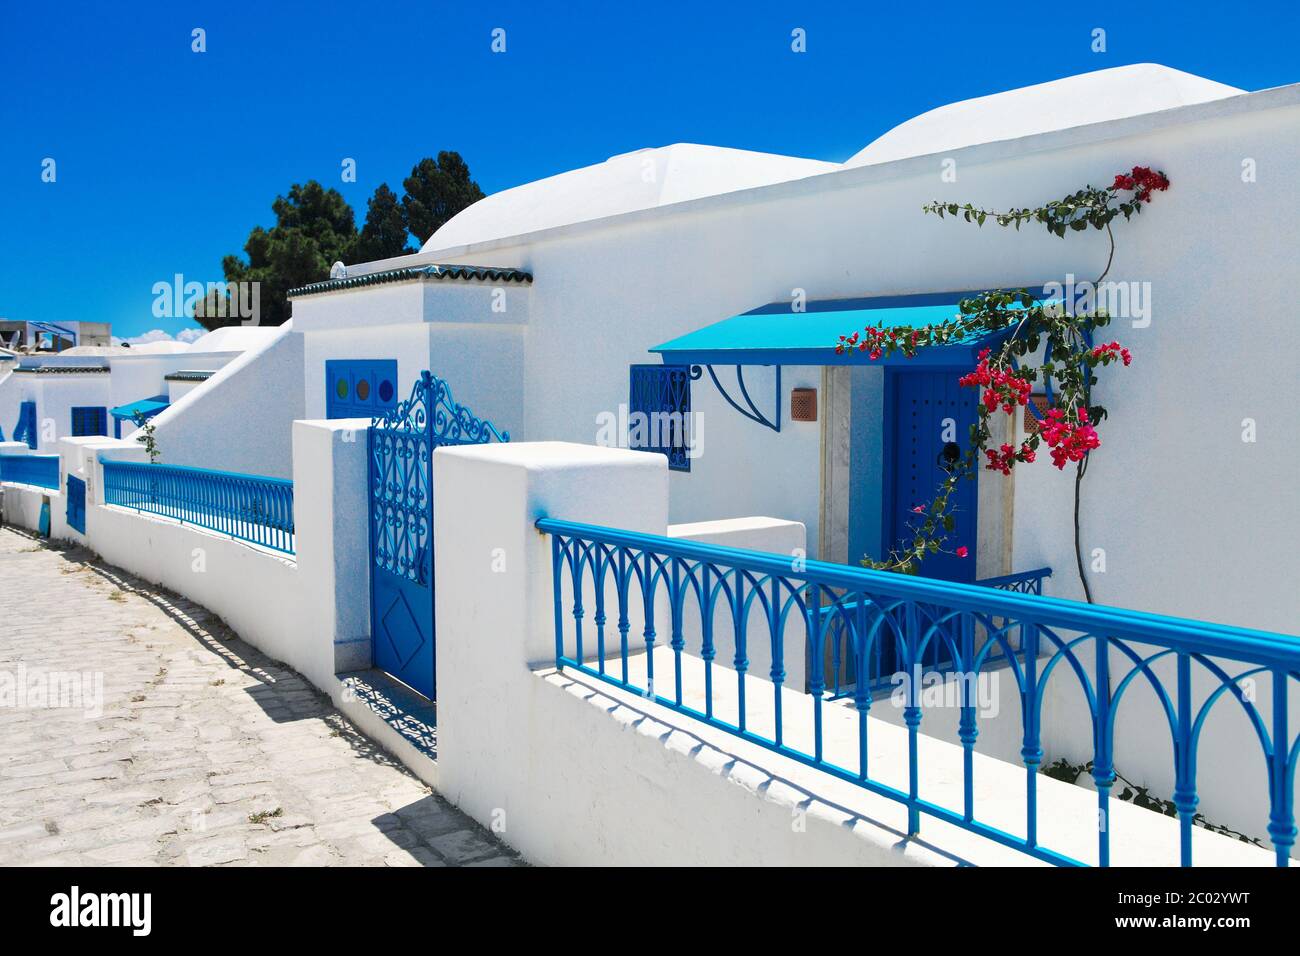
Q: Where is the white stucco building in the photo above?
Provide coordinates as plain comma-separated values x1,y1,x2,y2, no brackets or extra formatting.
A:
5,63,1297,868
151,63,1297,631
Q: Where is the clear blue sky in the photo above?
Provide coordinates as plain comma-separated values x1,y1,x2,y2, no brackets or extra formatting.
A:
2,1,1296,340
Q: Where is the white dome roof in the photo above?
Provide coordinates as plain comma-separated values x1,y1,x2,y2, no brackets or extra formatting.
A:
187,325,281,353
422,143,836,252
846,64,1244,168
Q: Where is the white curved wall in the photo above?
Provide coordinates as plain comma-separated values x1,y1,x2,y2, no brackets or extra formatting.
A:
143,326,305,478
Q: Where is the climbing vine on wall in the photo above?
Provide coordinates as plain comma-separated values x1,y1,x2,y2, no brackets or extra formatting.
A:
1041,758,1264,846
836,166,1169,601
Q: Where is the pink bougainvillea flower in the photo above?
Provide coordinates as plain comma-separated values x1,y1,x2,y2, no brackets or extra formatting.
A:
955,546,969,558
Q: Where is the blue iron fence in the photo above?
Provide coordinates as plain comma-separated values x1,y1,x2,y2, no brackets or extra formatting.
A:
823,566,1051,699
0,453,59,490
538,517,1300,867
101,458,295,554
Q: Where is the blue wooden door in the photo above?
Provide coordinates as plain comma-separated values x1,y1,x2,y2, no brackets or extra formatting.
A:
368,371,508,700
887,370,978,584
66,475,86,534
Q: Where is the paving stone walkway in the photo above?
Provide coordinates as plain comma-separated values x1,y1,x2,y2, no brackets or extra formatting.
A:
0,525,519,867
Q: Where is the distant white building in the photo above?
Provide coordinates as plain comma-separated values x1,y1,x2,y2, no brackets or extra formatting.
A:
0,325,279,451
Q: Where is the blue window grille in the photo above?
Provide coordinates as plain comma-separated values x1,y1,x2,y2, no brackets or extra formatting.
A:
14,401,37,449
326,359,399,419
71,406,108,437
101,459,295,554
66,474,86,533
539,517,1300,868
629,364,692,472
0,453,59,489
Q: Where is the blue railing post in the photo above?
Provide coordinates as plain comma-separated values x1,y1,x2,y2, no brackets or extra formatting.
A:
807,588,825,764
671,559,685,706
593,547,607,676
1268,669,1296,867
551,533,564,669
1173,652,1199,867
1092,635,1115,867
853,598,872,781
769,576,785,747
701,564,715,719
958,613,979,822
903,602,922,837
732,570,748,733
1021,620,1042,849
641,551,656,697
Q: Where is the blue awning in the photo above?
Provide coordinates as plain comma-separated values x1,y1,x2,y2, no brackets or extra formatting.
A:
110,396,170,421
651,292,1044,368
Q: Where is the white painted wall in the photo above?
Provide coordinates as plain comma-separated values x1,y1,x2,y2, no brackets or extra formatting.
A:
108,353,234,410
143,325,305,478
292,280,528,440
164,377,207,403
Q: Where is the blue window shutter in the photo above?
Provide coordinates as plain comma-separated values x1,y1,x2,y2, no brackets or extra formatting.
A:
14,401,37,448
70,406,108,437
326,359,399,419
629,364,692,472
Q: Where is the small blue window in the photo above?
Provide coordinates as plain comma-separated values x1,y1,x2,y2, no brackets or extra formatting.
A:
326,360,399,419
71,406,108,437
14,401,37,449
629,364,692,472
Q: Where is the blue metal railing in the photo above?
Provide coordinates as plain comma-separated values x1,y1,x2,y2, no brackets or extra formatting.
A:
101,458,295,554
0,453,59,490
823,566,1052,699
538,517,1300,867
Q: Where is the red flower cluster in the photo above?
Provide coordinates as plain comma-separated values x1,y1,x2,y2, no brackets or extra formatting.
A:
1040,407,1101,470
1090,340,1132,366
984,441,1036,475
837,327,909,361
1112,166,1170,204
835,326,926,360
959,349,1032,414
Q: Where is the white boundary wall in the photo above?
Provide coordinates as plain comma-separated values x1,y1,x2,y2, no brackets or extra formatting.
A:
431,440,1276,866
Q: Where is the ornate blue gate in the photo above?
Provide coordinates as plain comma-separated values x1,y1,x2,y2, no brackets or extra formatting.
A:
367,371,508,699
